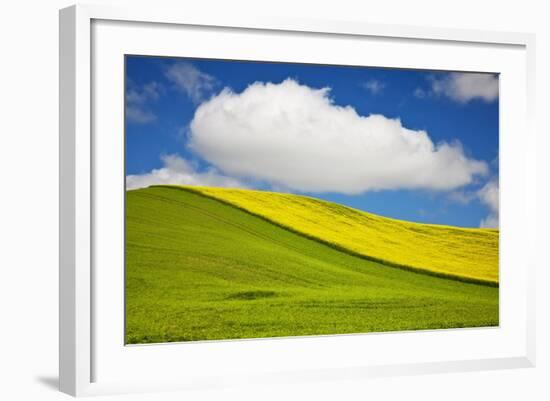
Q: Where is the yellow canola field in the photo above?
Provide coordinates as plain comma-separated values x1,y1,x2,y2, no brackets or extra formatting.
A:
175,186,499,285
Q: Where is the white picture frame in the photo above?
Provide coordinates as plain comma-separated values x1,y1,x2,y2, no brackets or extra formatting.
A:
59,4,536,397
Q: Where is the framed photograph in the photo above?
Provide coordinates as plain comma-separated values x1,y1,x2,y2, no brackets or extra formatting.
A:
59,4,536,396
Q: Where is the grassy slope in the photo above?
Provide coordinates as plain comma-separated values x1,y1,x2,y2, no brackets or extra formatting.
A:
126,186,498,344
172,186,499,285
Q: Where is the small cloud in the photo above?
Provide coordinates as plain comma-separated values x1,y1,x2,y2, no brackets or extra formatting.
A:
127,81,161,104
165,62,217,104
126,107,156,124
361,79,385,95
417,72,499,103
126,81,162,124
126,154,247,190
478,179,499,228
448,190,476,205
480,214,499,229
448,178,499,228
414,87,427,99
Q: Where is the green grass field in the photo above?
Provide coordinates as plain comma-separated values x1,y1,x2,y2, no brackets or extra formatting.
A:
125,186,499,344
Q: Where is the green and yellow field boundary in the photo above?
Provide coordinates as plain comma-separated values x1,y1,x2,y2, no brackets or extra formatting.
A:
152,185,499,287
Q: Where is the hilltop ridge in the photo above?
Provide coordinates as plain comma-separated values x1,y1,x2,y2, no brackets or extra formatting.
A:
160,185,499,286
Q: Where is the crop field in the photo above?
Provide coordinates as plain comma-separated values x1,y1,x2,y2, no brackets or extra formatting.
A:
125,186,499,344
177,186,499,285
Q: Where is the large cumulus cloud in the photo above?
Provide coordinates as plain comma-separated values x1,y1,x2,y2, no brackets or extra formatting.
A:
188,79,488,194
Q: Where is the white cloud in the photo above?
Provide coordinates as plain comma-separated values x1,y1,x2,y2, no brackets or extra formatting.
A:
165,62,216,103
188,79,488,194
126,81,161,124
448,190,476,205
480,214,498,229
126,107,156,124
126,154,247,190
127,81,161,103
429,72,499,103
478,179,499,228
362,79,385,95
413,87,427,99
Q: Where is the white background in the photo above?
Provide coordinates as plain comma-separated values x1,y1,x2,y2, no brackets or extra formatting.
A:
0,0,547,400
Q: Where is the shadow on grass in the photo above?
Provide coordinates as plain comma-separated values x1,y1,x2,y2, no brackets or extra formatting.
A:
226,290,278,300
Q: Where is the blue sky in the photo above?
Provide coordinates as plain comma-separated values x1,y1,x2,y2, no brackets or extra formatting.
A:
125,55,499,228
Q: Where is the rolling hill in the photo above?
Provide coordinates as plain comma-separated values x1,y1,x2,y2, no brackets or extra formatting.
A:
125,186,498,344
167,185,499,285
